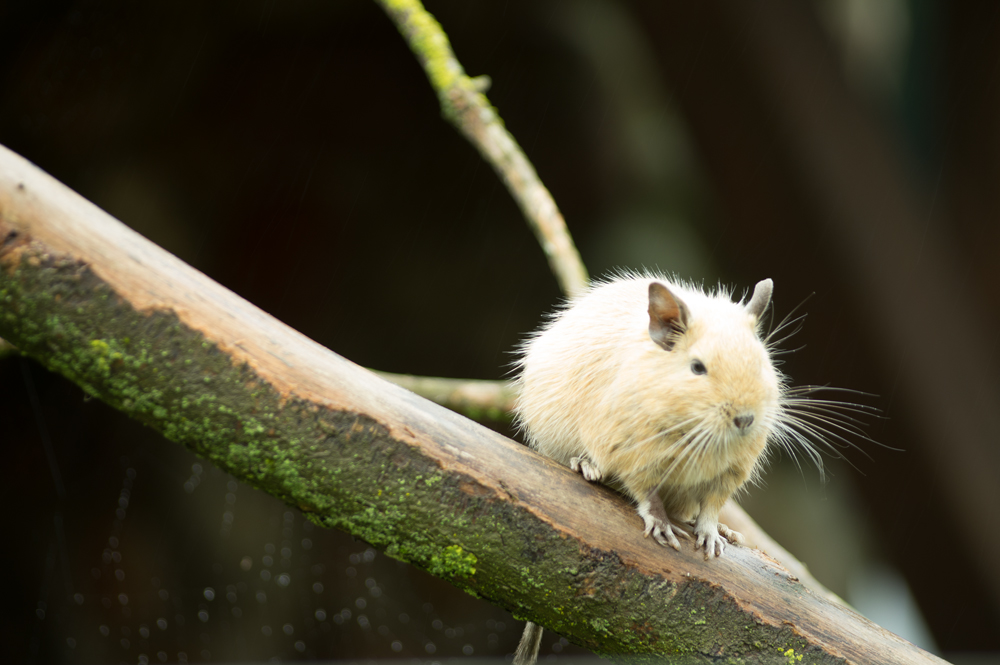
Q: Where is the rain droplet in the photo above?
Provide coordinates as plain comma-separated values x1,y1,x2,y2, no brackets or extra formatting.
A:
99,625,109,637
261,626,272,637
157,652,167,662
301,538,312,550
203,588,215,601
294,641,305,652
231,607,242,618
120,638,130,649
399,613,409,623
158,589,169,601
391,640,402,652
463,645,474,656
198,611,209,622
226,592,237,604
118,594,128,606
115,570,125,581
73,593,84,605
260,570,271,581
139,626,150,638
156,618,167,630
425,642,436,654
227,480,237,492
240,556,252,571
432,619,443,631
256,591,266,604
312,582,323,594
262,556,273,567
282,624,294,636
277,574,290,587
355,598,366,609
315,609,326,621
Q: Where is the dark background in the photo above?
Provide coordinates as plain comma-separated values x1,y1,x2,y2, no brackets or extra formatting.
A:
2,0,999,662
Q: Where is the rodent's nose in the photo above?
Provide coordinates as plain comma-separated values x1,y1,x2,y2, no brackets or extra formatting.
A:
733,413,755,433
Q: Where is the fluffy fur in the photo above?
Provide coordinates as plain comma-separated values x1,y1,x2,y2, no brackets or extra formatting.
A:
512,272,872,665
514,273,781,556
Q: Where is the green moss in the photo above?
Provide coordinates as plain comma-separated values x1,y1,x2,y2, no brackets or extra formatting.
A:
427,544,477,578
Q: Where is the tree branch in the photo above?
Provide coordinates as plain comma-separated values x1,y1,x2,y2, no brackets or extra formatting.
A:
373,370,516,422
374,0,589,297
0,145,943,663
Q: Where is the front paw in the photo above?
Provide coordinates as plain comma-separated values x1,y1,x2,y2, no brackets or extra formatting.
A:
570,455,603,482
695,525,726,558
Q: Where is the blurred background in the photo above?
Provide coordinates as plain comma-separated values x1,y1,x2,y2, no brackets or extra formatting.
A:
2,0,999,662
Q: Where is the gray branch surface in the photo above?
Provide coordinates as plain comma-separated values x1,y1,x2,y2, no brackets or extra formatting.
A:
0,145,944,663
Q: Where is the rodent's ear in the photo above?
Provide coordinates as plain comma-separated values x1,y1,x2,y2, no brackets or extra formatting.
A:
746,278,773,320
648,282,690,351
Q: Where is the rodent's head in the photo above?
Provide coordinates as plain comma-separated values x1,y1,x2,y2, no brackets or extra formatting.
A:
644,279,781,451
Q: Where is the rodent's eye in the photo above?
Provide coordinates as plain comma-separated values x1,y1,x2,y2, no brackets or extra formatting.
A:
691,360,707,376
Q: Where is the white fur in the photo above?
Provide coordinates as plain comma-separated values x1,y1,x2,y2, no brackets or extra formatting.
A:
514,272,783,556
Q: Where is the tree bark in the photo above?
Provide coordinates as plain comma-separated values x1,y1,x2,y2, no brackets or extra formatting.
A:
0,143,943,663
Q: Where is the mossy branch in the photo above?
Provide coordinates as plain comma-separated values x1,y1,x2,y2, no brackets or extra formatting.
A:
0,145,944,663
374,0,588,298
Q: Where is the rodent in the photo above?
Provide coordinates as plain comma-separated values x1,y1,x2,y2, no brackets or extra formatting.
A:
512,273,780,665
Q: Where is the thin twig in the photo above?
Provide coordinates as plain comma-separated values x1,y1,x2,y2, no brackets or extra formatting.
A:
374,0,589,297
373,370,516,421
0,336,17,358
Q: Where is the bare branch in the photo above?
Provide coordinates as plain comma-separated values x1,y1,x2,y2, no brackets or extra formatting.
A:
374,0,589,297
373,370,516,422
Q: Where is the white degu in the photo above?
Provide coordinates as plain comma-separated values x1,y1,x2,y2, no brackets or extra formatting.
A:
515,273,780,557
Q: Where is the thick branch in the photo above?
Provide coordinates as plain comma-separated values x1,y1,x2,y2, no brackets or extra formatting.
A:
0,146,943,663
374,0,588,297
